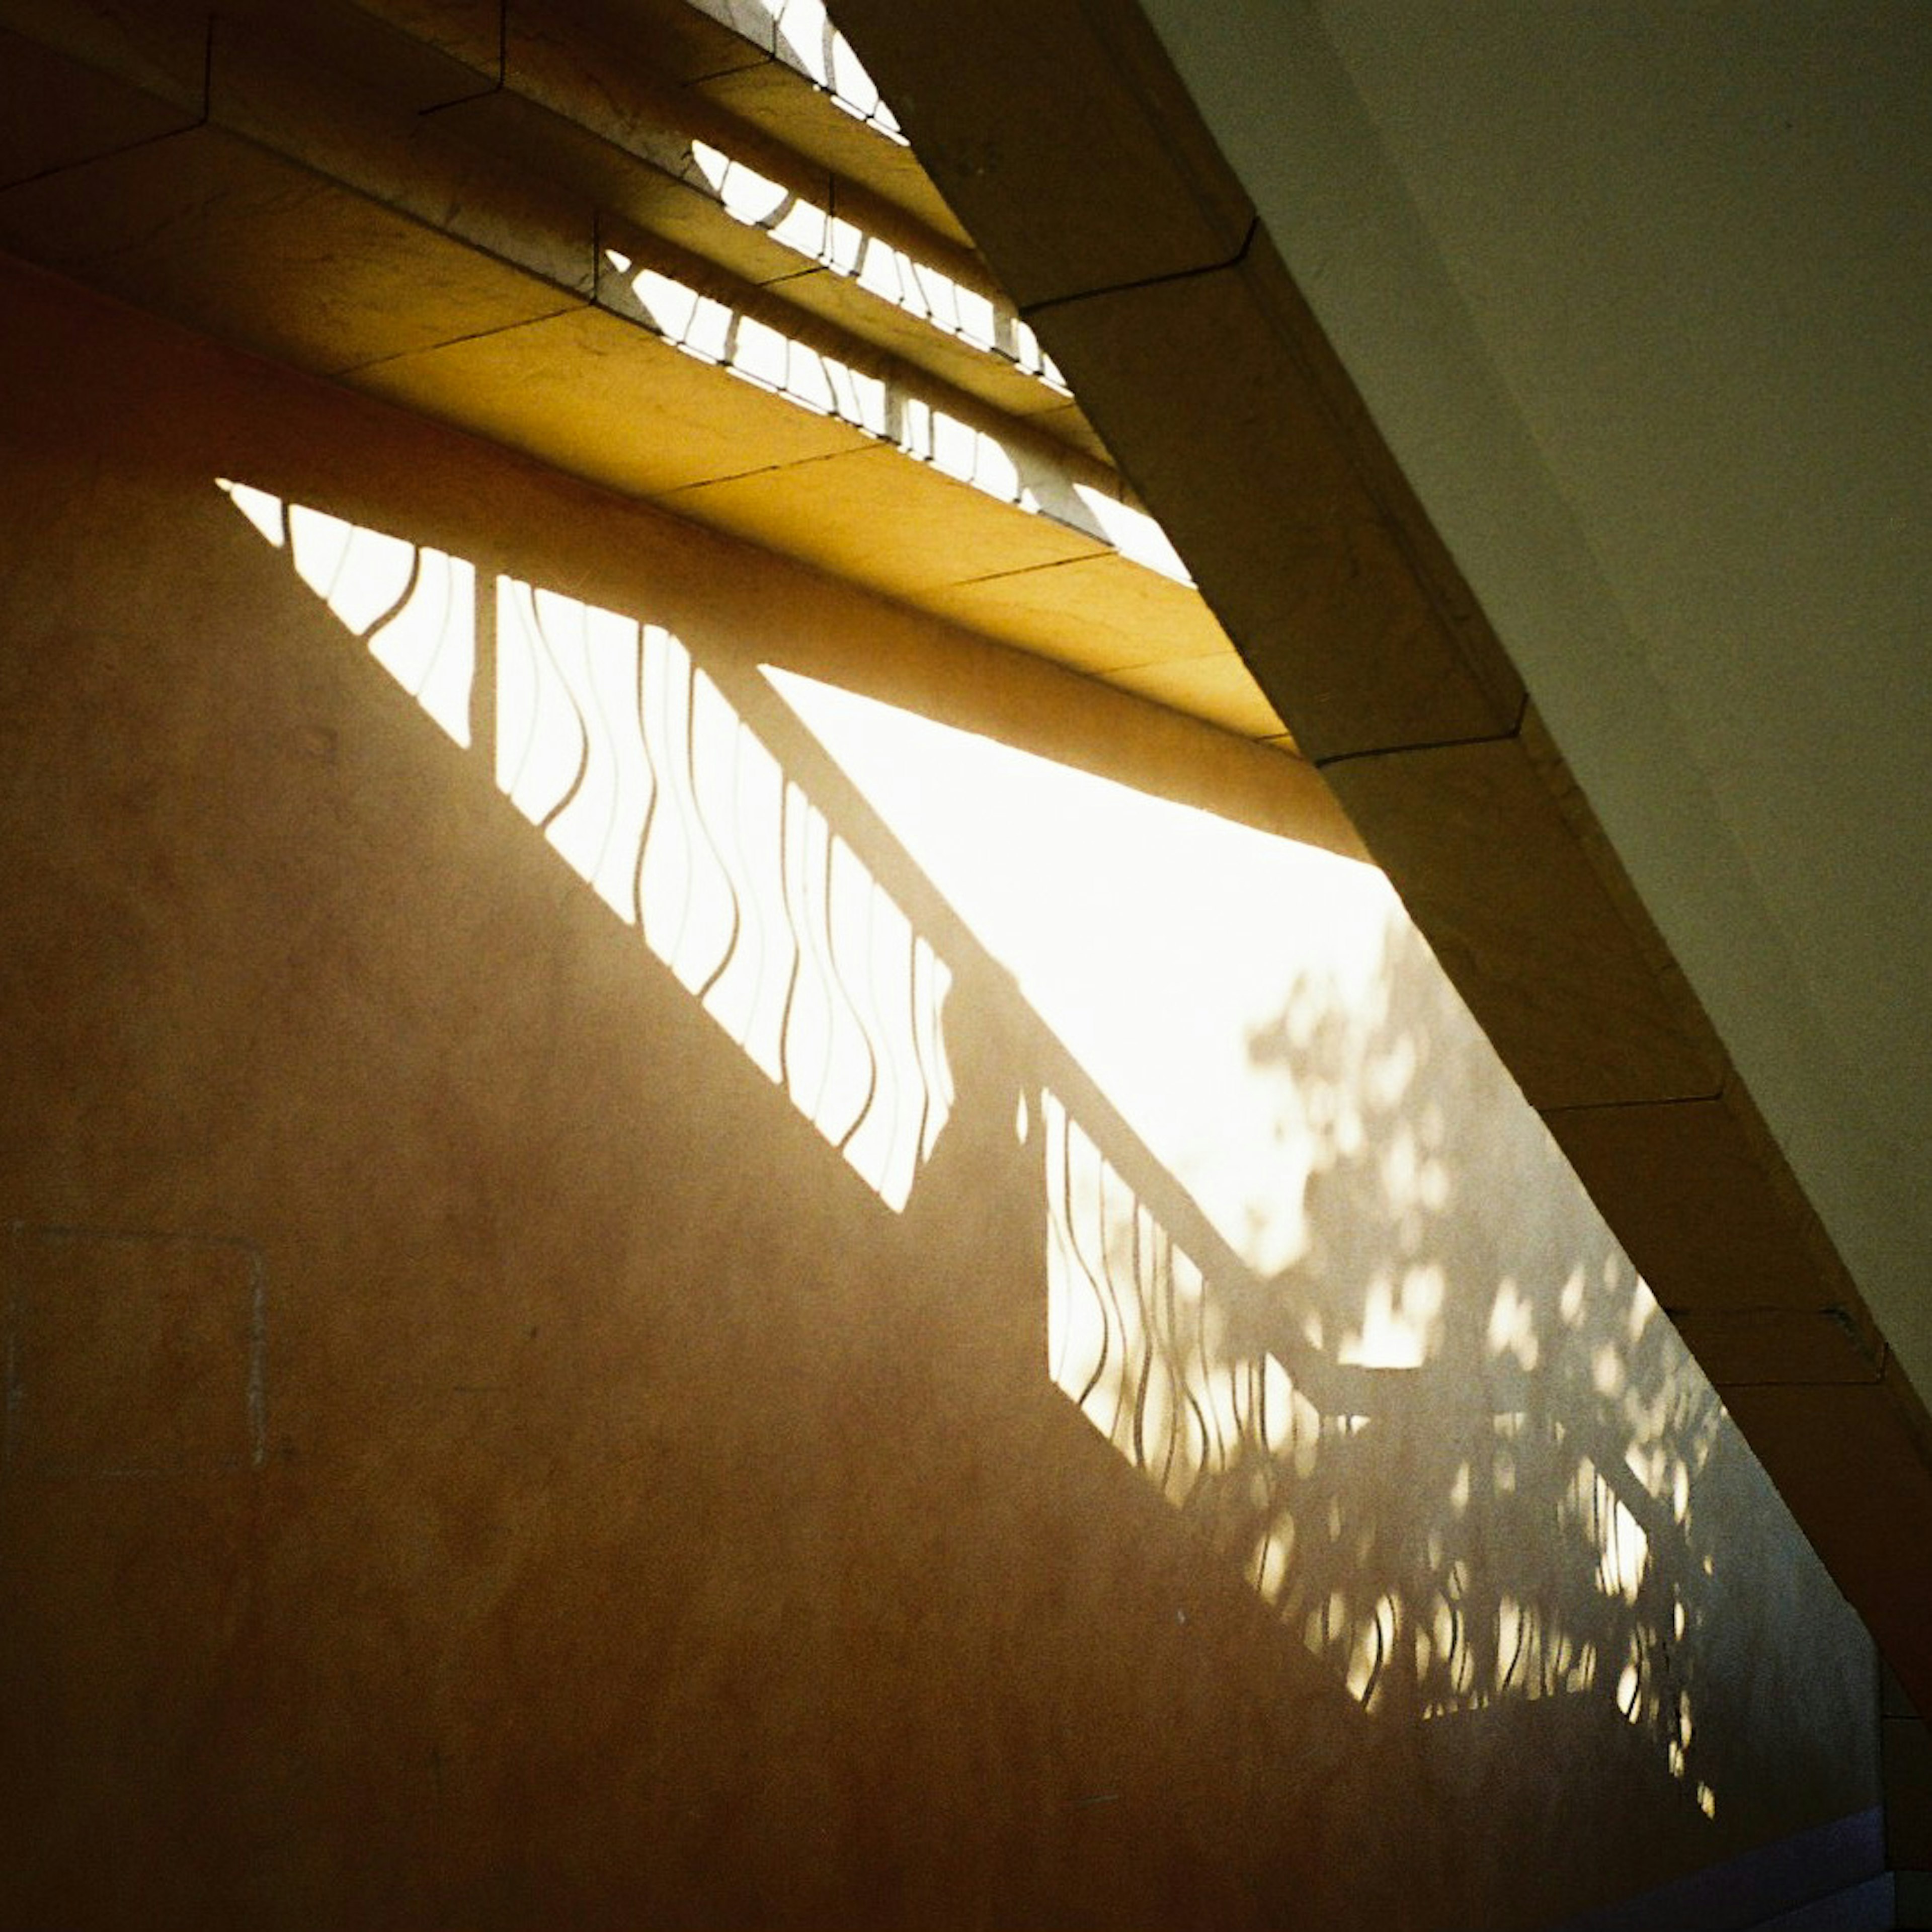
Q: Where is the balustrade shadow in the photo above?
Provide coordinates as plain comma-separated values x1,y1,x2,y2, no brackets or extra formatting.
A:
208,465,1421,1926
213,456,1860,1906
227,440,1875,1903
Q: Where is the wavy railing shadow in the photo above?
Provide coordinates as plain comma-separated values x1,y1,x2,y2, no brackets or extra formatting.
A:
597,243,1167,570
218,472,1728,1819
694,0,906,141
220,478,953,1212
677,138,1064,387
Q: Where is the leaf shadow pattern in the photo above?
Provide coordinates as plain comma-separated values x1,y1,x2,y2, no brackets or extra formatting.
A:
1046,907,1726,1811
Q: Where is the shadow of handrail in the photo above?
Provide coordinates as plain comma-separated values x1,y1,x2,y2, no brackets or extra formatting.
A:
218,473,1721,1808
713,623,1718,1801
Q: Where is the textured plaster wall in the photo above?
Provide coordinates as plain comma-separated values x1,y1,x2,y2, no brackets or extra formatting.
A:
0,260,1880,1930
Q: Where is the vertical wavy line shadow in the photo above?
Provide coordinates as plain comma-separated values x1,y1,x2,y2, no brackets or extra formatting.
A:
216,476,1724,1817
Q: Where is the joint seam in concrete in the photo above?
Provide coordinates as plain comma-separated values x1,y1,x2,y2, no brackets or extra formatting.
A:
1019,215,1258,319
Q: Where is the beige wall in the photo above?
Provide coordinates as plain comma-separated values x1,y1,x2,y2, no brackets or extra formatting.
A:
0,260,1879,1929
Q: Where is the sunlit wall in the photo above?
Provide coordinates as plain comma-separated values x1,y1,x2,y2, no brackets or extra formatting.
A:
217,461,1869,1827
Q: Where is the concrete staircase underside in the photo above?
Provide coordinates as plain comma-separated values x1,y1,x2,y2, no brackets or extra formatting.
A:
0,0,1289,745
